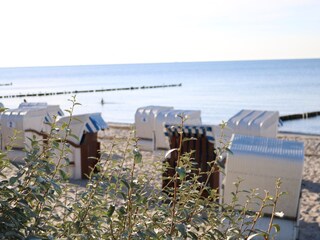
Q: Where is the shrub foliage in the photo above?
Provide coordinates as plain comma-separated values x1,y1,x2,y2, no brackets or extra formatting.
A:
0,99,283,239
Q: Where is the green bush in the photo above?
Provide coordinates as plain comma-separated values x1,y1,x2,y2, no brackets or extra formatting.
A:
0,98,283,239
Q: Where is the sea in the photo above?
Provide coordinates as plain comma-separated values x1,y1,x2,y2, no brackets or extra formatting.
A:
0,59,319,135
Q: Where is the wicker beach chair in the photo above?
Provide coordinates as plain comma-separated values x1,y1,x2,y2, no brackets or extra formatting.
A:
223,134,304,239
162,124,219,197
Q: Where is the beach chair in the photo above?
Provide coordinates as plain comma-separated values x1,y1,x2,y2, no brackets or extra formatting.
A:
227,109,279,138
155,110,202,150
0,107,48,151
18,102,64,133
135,106,173,151
54,113,107,179
223,134,304,239
163,124,219,197
135,106,202,151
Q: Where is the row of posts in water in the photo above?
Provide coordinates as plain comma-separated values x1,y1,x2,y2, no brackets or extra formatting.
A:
0,83,182,99
280,111,320,121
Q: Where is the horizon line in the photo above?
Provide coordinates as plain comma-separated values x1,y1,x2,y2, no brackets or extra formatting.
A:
1,57,319,70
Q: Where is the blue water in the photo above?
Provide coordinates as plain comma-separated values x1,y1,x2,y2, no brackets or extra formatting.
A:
0,59,319,134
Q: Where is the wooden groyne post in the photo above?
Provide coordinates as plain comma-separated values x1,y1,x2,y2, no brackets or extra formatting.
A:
0,83,182,99
280,111,320,121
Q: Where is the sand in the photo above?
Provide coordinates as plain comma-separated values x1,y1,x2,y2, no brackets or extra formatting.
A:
277,132,320,239
98,124,320,240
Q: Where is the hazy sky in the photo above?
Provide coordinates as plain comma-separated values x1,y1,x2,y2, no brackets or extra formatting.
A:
0,0,319,67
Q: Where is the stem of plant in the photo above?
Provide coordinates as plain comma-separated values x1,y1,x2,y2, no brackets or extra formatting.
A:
169,117,185,235
127,156,136,239
267,178,281,234
33,97,78,230
248,191,269,236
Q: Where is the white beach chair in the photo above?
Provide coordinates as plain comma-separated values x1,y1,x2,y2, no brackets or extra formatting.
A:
135,106,173,151
154,109,202,150
223,134,304,239
227,109,279,138
0,107,48,151
135,106,202,151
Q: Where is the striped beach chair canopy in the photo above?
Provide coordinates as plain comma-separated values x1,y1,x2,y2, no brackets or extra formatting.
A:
56,113,107,145
164,124,215,143
155,110,202,150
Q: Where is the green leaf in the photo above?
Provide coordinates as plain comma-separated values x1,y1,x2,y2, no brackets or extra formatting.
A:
107,205,115,217
247,233,263,240
9,177,18,185
52,141,59,149
36,176,46,184
212,228,225,238
188,231,198,239
146,229,158,238
118,206,126,215
51,180,62,194
120,179,130,190
10,161,22,170
176,167,186,180
59,169,69,180
61,122,68,130
272,223,280,233
248,231,268,240
133,148,142,164
165,148,178,159
176,223,187,237
35,194,45,203
119,192,127,200
226,147,233,155
69,133,79,141
279,191,288,196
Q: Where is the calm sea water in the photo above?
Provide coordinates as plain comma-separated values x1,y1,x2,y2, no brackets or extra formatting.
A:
0,59,319,134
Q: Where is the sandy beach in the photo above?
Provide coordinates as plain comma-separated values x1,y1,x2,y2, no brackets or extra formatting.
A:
98,123,320,240
277,132,320,239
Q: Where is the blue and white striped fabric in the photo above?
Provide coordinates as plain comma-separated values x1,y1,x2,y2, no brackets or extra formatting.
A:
85,113,108,133
57,109,64,116
164,124,215,143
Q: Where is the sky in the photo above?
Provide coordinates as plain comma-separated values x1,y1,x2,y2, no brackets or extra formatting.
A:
0,0,319,68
